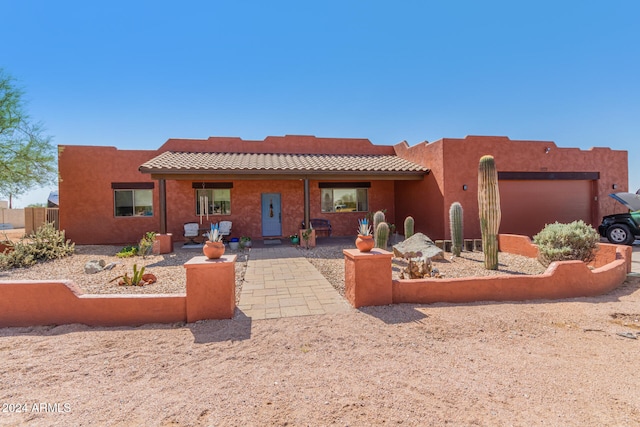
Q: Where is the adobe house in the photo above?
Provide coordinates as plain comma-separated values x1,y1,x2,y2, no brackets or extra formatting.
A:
58,135,627,245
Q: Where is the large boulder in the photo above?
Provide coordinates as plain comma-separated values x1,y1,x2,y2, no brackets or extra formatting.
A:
392,233,444,260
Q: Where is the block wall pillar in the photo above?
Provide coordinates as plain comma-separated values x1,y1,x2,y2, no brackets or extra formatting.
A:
184,254,236,321
343,248,393,308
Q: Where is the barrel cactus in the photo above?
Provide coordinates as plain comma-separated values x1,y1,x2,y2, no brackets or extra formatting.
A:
449,202,463,256
375,222,390,249
478,155,501,270
404,216,415,239
373,210,386,246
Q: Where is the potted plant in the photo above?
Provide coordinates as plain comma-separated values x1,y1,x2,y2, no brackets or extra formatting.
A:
289,234,300,245
228,237,240,250
300,227,316,249
355,218,374,252
240,236,252,248
203,224,225,259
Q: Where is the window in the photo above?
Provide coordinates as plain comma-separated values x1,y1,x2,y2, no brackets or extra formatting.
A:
321,188,368,212
196,189,231,215
114,189,153,217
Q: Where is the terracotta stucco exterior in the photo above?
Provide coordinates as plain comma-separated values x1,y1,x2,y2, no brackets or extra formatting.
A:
394,135,628,239
59,135,627,245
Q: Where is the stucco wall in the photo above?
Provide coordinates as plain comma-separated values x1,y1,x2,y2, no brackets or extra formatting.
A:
59,137,399,244
59,145,159,244
0,208,25,228
59,135,627,245
394,136,628,240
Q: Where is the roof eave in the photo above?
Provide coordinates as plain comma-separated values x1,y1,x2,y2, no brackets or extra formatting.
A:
142,169,428,181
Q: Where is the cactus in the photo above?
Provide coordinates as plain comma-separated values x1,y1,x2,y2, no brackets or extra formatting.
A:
404,216,414,239
478,155,501,270
449,202,463,256
373,210,386,246
375,221,390,249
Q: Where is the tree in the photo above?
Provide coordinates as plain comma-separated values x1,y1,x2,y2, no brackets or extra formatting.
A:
0,69,56,206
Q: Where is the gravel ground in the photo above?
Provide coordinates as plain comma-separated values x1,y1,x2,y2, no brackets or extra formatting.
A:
0,241,545,300
300,242,547,296
0,245,250,304
2,238,640,425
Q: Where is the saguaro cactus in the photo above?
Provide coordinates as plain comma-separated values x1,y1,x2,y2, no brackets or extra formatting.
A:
449,202,463,256
478,155,501,270
376,222,390,249
373,210,386,246
404,216,415,239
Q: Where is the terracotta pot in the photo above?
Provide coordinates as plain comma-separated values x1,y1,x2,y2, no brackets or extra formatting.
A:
203,241,225,259
355,234,374,252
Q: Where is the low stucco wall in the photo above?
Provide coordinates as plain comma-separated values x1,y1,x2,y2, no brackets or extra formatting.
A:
0,255,236,327
0,208,24,229
345,234,632,308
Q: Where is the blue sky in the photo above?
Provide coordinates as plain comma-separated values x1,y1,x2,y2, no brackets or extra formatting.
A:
3,0,639,207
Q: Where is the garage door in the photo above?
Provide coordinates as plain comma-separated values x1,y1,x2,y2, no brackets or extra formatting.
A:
499,180,593,238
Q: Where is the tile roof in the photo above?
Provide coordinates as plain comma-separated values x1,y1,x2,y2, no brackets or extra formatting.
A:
139,151,428,176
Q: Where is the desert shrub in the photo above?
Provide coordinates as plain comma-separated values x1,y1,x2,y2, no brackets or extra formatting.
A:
116,245,138,258
0,223,75,270
533,220,599,267
138,231,157,258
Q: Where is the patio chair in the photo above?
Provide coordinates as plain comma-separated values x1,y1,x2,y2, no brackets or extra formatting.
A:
183,222,200,245
218,221,232,241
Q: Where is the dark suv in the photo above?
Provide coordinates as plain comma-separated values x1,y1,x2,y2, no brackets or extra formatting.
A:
598,192,640,245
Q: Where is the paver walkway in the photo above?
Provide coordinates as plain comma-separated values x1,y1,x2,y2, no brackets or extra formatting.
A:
236,246,352,320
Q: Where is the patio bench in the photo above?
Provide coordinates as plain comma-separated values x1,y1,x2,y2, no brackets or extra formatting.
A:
301,218,332,237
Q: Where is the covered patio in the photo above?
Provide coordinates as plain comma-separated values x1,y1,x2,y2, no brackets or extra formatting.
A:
138,151,428,242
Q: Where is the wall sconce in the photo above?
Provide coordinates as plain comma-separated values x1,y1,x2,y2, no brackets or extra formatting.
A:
462,184,468,191
612,184,617,190
544,147,551,154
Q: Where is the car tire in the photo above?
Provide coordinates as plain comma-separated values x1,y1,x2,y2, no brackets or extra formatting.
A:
606,224,635,245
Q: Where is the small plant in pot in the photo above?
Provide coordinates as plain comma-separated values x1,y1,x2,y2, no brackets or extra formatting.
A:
228,237,240,250
355,218,374,252
240,236,252,248
289,234,300,245
203,224,225,259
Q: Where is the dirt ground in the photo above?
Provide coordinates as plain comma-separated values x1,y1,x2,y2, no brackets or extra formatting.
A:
1,273,640,426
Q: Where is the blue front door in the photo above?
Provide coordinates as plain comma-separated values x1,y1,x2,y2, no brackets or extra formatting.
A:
261,193,282,237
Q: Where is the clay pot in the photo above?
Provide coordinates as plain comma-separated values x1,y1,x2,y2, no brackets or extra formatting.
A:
355,234,374,252
203,241,225,259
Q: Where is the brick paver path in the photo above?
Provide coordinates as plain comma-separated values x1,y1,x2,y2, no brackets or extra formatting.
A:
236,246,351,320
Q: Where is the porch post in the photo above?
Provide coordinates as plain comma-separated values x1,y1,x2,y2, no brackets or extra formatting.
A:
159,179,167,234
304,178,310,229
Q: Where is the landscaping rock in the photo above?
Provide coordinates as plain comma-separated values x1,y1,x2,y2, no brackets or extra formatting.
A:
84,259,106,274
393,233,444,260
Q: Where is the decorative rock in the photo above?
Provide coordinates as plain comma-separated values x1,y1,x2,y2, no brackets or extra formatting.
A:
84,259,106,274
393,233,444,260
103,262,118,271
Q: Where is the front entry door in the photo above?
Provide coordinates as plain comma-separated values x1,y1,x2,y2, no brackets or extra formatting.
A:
261,193,282,237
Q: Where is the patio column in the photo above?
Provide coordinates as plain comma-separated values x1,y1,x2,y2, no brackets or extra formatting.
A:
304,178,310,229
159,179,167,234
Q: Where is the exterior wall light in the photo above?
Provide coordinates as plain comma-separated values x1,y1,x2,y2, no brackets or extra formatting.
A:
544,147,551,154
612,184,617,190
462,184,468,191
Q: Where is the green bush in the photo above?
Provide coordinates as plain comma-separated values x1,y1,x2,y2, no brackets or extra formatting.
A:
0,223,75,270
116,245,138,258
533,220,599,267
